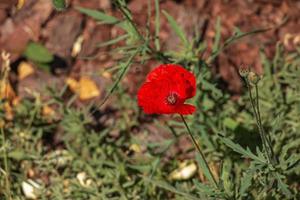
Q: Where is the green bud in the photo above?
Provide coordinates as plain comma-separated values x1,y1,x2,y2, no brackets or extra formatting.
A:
247,71,261,84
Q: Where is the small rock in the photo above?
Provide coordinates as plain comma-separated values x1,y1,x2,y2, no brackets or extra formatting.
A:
22,179,41,199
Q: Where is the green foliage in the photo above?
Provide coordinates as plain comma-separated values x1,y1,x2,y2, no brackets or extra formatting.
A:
24,42,53,63
162,10,189,47
23,42,54,72
52,0,67,11
76,7,120,24
195,153,218,188
219,135,267,164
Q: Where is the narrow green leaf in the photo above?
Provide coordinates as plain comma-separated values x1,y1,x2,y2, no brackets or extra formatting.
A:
280,138,300,161
256,147,266,162
193,179,215,195
36,62,51,72
212,17,221,54
8,150,26,160
239,163,262,196
120,21,140,43
221,159,233,196
127,164,151,173
76,6,136,37
52,0,67,11
219,135,266,164
144,178,199,200
24,42,54,63
195,153,217,187
275,173,292,197
76,7,119,24
286,154,300,168
260,50,272,78
223,118,239,130
223,27,270,50
202,97,215,111
201,79,223,98
93,47,141,110
162,10,188,46
95,34,129,47
193,124,215,150
208,26,270,63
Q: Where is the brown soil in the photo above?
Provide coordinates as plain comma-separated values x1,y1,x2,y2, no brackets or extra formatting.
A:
1,0,299,94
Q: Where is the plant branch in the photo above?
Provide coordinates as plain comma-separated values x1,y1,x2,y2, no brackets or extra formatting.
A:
115,1,171,63
255,84,277,164
245,79,273,164
180,114,218,188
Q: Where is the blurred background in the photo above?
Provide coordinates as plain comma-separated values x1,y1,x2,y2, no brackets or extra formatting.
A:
0,0,299,199
0,0,299,98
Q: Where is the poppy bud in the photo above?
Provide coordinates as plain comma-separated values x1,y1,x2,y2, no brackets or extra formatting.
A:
238,67,250,77
247,71,261,84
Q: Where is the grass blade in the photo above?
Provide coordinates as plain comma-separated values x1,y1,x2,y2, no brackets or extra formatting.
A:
212,17,221,54
76,7,119,24
144,178,200,200
162,10,188,47
95,34,129,47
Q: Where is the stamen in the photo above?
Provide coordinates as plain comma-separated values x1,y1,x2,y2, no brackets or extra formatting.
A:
166,92,178,105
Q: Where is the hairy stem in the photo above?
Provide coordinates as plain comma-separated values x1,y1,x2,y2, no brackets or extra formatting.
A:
180,114,218,188
255,84,277,164
245,79,273,164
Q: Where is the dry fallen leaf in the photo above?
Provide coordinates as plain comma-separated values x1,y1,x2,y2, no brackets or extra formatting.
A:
65,77,78,92
66,77,100,100
71,35,84,57
18,62,34,80
102,71,112,79
17,0,25,9
0,81,18,120
0,81,15,100
129,143,142,153
42,105,55,117
168,161,197,181
76,172,93,188
4,101,13,120
12,96,21,106
0,119,4,128
198,162,219,182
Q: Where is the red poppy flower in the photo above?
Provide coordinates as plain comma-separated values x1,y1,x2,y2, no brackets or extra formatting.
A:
137,64,196,115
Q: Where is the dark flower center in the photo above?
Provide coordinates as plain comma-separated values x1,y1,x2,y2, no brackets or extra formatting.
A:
166,92,178,105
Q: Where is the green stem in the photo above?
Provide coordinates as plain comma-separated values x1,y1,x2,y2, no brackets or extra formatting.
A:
1,127,11,199
245,79,273,164
180,114,218,188
255,84,277,164
116,1,171,63
154,0,161,51
116,2,145,42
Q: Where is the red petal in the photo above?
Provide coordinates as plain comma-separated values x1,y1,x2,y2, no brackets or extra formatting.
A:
137,81,170,114
146,64,196,99
175,104,196,115
137,64,197,115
